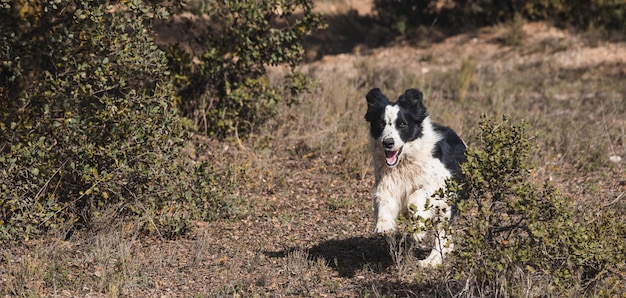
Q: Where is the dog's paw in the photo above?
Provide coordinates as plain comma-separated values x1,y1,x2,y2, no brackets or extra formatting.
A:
374,219,396,235
418,258,442,268
418,253,443,268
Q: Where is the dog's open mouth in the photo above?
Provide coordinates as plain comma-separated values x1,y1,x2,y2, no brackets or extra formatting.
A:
384,147,403,166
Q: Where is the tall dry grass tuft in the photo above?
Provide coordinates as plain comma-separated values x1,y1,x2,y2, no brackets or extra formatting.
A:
1,234,143,297
455,58,477,102
84,230,144,295
284,249,333,295
3,247,50,296
384,232,423,280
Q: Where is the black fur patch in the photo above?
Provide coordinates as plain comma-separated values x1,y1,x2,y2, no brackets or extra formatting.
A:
432,124,467,177
365,88,390,140
396,89,428,143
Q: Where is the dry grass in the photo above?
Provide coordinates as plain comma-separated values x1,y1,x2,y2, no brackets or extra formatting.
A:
1,10,625,297
455,58,477,102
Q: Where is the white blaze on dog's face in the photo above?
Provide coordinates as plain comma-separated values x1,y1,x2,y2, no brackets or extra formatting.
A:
365,88,428,167
380,105,404,166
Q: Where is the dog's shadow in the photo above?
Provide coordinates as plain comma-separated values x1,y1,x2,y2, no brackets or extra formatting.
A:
264,235,398,278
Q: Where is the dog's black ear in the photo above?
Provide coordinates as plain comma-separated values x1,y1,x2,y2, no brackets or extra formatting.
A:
398,88,427,119
366,88,385,105
398,88,424,106
365,88,388,123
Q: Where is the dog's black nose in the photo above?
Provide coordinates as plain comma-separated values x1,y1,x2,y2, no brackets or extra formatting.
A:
382,138,394,149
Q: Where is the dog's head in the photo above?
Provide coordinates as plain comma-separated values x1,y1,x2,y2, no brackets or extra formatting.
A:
365,88,428,167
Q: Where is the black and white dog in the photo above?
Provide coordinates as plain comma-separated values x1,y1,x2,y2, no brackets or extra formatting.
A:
365,88,466,267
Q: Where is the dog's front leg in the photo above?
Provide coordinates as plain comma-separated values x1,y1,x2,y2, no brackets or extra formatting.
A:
408,189,432,242
374,190,400,234
409,190,454,267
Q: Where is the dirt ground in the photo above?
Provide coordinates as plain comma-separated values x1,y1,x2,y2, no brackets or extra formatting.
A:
2,1,625,297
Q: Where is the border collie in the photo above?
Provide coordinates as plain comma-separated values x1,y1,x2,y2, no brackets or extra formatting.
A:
365,88,466,267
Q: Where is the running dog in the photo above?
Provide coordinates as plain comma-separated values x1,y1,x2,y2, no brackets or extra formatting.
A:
365,88,466,266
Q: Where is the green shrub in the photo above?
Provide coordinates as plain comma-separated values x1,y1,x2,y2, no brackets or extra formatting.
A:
0,1,231,241
443,116,626,296
165,0,325,138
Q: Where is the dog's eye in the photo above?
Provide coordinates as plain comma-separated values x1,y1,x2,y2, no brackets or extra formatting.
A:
398,122,407,128
378,121,386,128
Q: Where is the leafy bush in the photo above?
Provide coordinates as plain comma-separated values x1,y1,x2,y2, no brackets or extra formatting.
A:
443,116,626,296
0,1,232,241
164,0,325,138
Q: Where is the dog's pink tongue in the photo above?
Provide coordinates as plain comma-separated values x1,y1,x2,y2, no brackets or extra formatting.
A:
385,150,398,165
